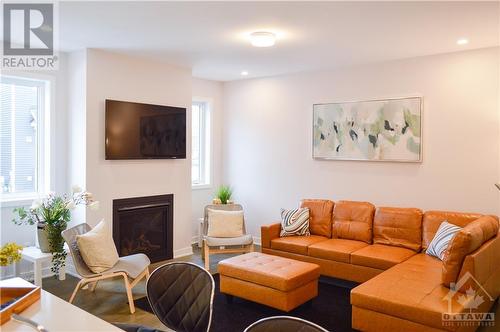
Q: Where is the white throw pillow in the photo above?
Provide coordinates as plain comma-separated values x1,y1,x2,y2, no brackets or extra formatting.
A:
76,220,119,273
207,209,244,238
426,220,462,260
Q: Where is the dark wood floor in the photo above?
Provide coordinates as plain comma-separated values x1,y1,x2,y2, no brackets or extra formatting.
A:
41,245,500,332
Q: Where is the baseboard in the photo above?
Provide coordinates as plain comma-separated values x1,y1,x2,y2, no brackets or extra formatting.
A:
191,235,200,245
174,246,194,258
253,236,261,246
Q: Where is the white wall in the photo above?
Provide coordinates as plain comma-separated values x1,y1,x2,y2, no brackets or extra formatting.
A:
191,78,224,242
67,50,87,226
222,47,500,239
84,49,193,257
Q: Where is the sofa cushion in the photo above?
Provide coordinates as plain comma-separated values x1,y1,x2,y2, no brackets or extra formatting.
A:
351,253,462,331
270,235,328,255
422,210,482,250
300,199,334,238
332,200,375,244
442,215,499,287
308,238,368,263
351,244,415,270
373,207,423,252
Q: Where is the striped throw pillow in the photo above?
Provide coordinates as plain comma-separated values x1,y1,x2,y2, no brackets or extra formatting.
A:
426,221,462,260
280,208,311,237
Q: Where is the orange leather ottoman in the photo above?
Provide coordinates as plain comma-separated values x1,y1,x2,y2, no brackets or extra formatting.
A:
218,252,320,312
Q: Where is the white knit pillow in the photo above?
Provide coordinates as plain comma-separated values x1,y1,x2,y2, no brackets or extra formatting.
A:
207,209,244,238
77,220,119,273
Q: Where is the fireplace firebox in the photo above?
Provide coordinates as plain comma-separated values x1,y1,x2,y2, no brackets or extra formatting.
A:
112,194,173,263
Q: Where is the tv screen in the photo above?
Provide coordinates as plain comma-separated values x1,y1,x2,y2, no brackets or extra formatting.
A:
105,99,186,160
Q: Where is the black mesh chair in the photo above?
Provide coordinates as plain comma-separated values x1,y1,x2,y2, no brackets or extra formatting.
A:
115,262,215,332
244,316,329,332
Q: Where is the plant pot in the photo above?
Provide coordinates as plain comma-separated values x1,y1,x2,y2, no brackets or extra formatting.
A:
37,223,51,253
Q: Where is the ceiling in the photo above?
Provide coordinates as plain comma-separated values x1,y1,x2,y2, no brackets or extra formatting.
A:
58,1,499,81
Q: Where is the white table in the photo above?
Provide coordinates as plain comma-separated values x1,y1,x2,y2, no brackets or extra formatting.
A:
14,246,68,287
1,277,123,332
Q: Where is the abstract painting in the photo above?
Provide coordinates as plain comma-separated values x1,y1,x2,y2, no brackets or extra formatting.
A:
313,97,422,162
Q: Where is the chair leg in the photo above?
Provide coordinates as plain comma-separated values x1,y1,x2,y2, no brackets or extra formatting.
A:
122,274,135,314
204,242,210,271
69,279,85,303
145,268,150,280
248,244,255,253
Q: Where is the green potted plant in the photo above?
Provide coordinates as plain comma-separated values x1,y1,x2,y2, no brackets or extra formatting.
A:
12,186,98,275
213,185,233,205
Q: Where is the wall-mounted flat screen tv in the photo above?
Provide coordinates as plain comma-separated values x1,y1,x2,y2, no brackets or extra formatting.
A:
105,99,186,160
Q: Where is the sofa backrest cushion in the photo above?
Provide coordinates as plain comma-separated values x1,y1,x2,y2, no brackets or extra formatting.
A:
442,215,499,287
300,199,334,238
422,211,482,250
332,200,375,244
373,207,423,252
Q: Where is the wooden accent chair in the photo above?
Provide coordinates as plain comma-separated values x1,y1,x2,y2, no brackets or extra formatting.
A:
202,204,254,270
62,223,150,314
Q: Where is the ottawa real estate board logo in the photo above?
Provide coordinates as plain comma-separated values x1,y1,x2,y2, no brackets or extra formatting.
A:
2,2,58,70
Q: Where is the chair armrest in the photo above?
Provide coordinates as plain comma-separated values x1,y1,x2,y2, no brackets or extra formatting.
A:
261,223,281,248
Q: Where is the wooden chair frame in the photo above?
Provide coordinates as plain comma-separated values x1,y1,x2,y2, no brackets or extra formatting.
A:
69,267,150,314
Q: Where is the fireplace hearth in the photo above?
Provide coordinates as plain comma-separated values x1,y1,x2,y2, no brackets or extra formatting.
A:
112,194,173,263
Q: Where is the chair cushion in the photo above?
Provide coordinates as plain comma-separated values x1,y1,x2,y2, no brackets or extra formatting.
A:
425,221,462,260
351,244,416,270
308,238,368,263
422,210,483,250
351,253,462,331
280,208,310,237
104,253,150,278
76,220,119,273
205,234,253,247
442,215,499,287
271,235,328,255
300,199,334,238
373,207,423,252
207,209,244,238
332,201,375,244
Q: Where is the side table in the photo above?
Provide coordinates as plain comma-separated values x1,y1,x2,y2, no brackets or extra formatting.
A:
14,245,68,287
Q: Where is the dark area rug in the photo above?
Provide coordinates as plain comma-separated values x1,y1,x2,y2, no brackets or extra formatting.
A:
135,274,357,332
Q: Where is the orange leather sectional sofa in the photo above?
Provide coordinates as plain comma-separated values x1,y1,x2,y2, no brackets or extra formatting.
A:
261,199,500,332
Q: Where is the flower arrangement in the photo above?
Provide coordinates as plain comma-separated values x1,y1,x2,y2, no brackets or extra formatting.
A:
0,243,23,267
12,186,98,275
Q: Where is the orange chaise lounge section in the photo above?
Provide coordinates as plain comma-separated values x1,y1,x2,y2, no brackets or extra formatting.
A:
261,199,500,332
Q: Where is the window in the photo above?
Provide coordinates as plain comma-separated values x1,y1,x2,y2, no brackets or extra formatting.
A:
1,76,48,199
191,101,211,187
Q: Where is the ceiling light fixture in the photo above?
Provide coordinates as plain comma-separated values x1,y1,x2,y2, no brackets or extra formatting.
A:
456,38,469,45
250,31,276,47
241,71,249,76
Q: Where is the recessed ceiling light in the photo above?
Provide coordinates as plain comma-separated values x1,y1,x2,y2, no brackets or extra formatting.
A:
456,38,469,45
241,71,249,76
250,31,276,47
